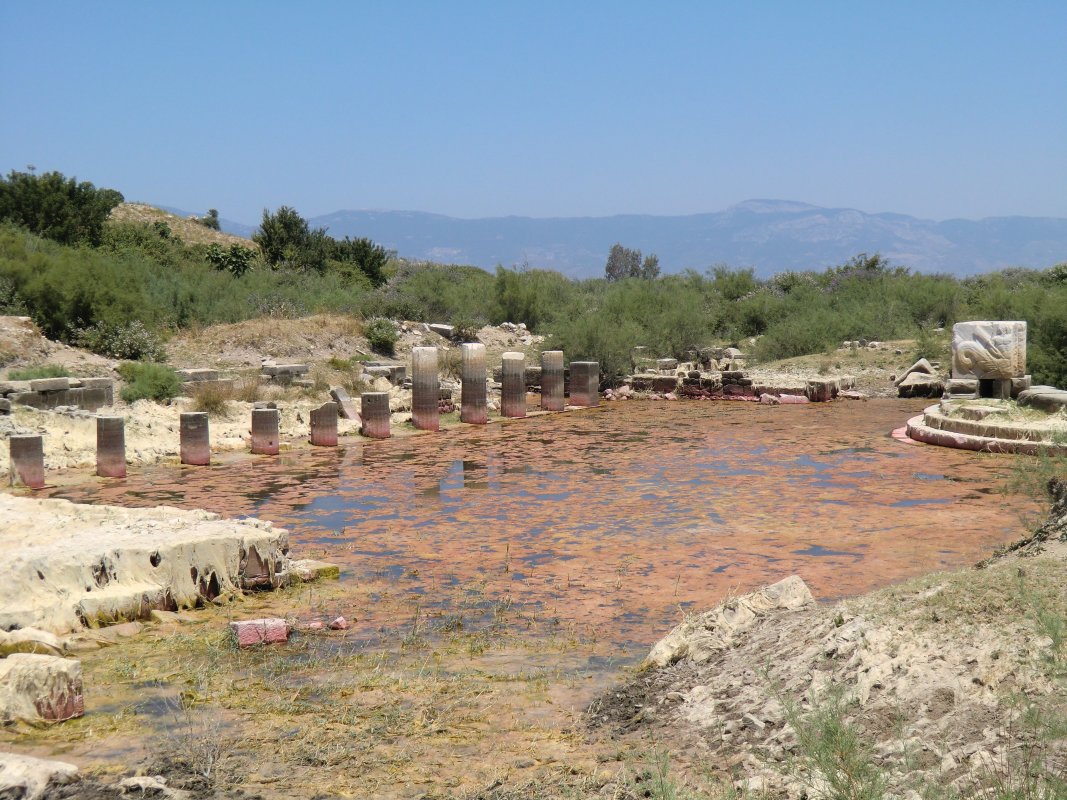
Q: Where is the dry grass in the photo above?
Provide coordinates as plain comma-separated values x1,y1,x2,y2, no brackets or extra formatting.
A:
189,382,234,416
108,203,257,249
165,314,368,370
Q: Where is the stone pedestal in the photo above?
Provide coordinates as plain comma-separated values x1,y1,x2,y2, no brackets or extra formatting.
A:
360,392,391,439
251,408,280,455
310,402,338,447
569,361,600,407
977,378,1012,400
540,350,564,411
460,343,488,424
8,435,45,488
501,352,526,418
179,412,210,466
411,346,440,431
95,416,126,478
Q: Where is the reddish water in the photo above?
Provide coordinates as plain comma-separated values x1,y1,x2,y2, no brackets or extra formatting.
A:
46,399,1033,655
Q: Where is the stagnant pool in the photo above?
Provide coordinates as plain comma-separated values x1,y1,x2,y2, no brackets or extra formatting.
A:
46,398,1034,655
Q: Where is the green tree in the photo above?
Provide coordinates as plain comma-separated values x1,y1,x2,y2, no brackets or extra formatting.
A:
0,169,123,245
253,206,316,269
331,236,388,286
253,206,386,282
198,208,221,230
605,243,660,280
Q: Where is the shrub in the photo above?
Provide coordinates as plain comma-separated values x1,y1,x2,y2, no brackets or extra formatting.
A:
364,318,398,356
0,273,27,314
76,320,166,361
118,362,181,403
7,364,70,380
190,381,232,415
451,317,483,342
232,376,262,403
206,243,256,278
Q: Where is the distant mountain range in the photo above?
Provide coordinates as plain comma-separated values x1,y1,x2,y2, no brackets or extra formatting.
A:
162,200,1067,278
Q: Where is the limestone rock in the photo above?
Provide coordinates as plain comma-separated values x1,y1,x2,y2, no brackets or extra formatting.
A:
0,752,79,800
1017,386,1067,412
0,654,84,724
329,387,361,421
644,576,814,668
897,371,944,398
0,628,65,657
894,358,935,387
0,495,291,634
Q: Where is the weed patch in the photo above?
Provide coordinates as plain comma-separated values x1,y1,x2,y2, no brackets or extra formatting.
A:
6,363,69,380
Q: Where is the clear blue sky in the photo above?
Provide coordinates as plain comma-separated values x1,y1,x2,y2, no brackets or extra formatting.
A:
2,1,1064,224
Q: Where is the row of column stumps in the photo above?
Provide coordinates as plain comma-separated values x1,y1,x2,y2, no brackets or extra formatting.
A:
5,353,599,484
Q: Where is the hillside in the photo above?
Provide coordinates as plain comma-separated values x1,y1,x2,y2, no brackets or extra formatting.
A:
109,203,257,249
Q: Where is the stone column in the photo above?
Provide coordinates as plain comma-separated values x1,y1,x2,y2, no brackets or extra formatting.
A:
540,350,564,412
251,408,280,455
96,416,126,478
411,346,440,431
360,392,391,439
460,343,488,424
310,402,338,447
179,412,210,466
8,434,45,488
501,352,526,418
569,361,600,407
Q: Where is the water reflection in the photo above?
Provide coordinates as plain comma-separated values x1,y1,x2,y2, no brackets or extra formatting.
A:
45,399,1032,649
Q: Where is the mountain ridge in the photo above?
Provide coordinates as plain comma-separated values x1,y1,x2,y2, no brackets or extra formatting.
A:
160,201,1067,278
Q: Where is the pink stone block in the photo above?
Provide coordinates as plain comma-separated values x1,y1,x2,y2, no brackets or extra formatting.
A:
310,402,338,447
328,616,349,630
778,394,810,404
8,434,45,488
179,412,210,466
540,351,565,412
360,392,391,439
96,416,126,478
229,618,290,647
251,408,280,455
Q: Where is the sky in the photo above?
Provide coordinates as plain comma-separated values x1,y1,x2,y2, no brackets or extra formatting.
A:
1,1,1065,224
